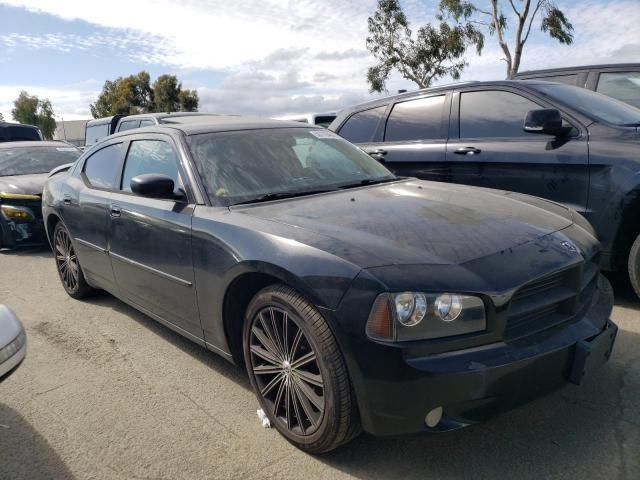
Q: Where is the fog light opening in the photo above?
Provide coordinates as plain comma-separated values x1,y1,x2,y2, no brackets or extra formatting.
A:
425,406,443,428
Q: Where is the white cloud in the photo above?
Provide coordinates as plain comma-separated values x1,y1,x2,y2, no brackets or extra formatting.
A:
1,0,639,119
0,84,97,121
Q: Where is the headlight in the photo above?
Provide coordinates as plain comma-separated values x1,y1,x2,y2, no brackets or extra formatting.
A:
0,205,35,221
366,292,486,341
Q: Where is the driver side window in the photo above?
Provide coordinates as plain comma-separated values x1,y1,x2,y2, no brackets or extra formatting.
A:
120,140,183,194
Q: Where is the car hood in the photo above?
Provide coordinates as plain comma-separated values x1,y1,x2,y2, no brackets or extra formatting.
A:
0,173,47,196
236,179,574,267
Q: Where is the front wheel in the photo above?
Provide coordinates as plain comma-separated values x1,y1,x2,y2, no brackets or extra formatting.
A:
243,285,360,453
53,222,96,299
629,233,640,299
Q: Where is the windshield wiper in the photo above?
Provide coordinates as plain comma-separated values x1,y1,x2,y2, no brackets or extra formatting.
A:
337,177,398,190
232,188,336,206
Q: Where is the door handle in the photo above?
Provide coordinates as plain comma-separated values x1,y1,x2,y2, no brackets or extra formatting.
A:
368,149,387,161
110,204,121,217
63,194,72,205
454,147,481,156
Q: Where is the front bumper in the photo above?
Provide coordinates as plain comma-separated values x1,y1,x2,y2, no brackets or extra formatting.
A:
0,206,46,249
346,274,616,436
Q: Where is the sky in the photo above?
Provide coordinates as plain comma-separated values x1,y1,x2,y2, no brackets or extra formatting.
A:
0,0,639,121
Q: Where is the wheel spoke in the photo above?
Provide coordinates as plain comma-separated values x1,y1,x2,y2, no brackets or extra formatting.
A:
260,373,284,396
292,377,319,428
292,351,316,369
259,314,285,360
253,364,283,375
251,325,281,362
291,374,324,410
285,379,292,430
289,329,303,360
293,368,324,388
250,344,281,367
290,379,305,434
273,376,287,417
267,310,286,360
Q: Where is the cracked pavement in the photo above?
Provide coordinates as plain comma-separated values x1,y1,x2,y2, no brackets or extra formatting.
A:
0,247,638,480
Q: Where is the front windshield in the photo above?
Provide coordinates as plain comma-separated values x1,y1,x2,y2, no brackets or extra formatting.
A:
0,145,81,176
529,82,640,126
187,128,395,206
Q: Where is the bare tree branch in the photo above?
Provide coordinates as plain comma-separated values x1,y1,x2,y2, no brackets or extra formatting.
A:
522,0,543,45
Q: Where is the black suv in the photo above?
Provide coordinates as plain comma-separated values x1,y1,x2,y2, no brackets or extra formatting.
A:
329,80,640,296
0,122,42,142
514,63,640,108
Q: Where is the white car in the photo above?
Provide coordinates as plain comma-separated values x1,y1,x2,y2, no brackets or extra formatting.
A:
272,112,336,127
0,305,26,382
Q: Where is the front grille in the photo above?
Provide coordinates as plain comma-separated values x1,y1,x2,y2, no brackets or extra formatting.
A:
505,255,600,341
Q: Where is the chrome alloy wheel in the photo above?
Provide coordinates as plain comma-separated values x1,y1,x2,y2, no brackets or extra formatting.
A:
249,306,325,436
55,227,79,291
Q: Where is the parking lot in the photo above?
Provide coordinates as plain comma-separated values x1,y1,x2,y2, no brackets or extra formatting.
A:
0,246,638,480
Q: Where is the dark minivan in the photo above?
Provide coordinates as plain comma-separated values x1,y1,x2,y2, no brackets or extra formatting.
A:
329,80,640,297
514,63,640,108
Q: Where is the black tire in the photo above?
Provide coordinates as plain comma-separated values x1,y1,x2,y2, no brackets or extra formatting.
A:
243,284,360,453
53,222,96,299
629,233,640,299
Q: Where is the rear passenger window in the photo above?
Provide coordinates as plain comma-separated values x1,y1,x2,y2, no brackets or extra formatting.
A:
83,143,123,189
139,119,155,127
118,120,140,132
338,106,387,144
385,96,445,142
121,140,182,194
459,91,542,138
596,71,640,109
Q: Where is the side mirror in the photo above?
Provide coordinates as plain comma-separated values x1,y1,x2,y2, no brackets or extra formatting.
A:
130,173,176,199
524,109,572,136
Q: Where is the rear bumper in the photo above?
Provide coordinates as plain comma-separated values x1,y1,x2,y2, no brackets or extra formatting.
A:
350,275,616,436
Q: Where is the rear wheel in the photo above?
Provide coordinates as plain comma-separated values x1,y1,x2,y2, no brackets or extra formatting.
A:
629,233,640,299
53,222,95,299
243,285,359,453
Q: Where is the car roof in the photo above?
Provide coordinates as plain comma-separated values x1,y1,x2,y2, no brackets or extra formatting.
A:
515,63,640,76
120,112,223,121
0,140,77,149
336,80,554,112
0,122,39,129
107,115,321,138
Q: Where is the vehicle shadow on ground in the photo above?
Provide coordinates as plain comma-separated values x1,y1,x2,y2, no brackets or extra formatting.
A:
0,245,52,259
321,327,640,479
0,403,76,480
82,292,252,391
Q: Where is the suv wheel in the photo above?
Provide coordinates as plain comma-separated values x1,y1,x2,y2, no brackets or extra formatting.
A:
53,222,96,299
243,285,360,453
629,233,640,298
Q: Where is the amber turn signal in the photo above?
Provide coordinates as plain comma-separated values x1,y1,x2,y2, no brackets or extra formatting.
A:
366,294,394,340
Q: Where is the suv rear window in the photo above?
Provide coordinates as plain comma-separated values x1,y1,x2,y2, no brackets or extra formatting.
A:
337,106,387,144
385,96,445,142
0,125,41,142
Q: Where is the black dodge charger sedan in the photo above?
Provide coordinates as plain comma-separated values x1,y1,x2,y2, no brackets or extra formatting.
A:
1,141,81,249
43,118,617,453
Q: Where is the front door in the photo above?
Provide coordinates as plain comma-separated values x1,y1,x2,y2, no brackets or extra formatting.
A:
108,135,201,339
446,89,590,214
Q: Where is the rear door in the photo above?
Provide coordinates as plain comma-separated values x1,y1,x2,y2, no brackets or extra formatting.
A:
446,87,590,214
108,134,201,339
62,141,125,292
365,94,450,181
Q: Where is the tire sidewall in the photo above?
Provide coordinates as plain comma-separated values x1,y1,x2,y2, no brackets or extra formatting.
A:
629,234,640,298
243,288,339,448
